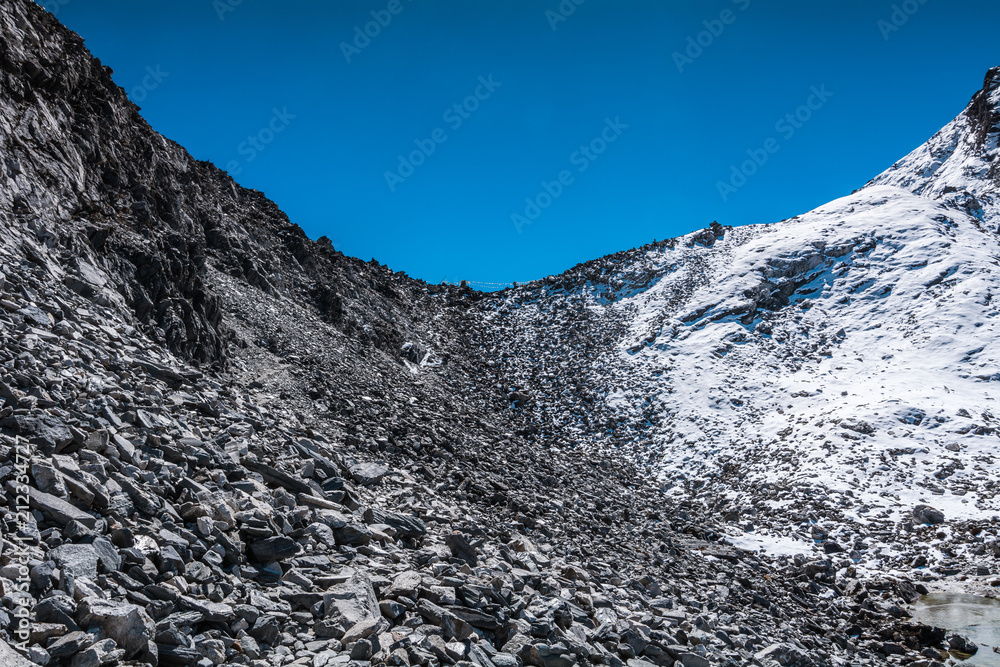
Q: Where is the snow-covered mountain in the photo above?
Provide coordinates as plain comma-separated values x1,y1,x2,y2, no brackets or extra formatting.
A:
477,67,1000,571
869,67,1000,219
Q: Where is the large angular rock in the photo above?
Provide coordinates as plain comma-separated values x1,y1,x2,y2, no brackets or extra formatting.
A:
49,543,100,579
531,643,576,667
18,305,53,327
70,638,124,667
342,616,384,644
46,630,91,659
180,596,236,623
243,458,313,495
388,570,423,599
114,475,161,515
0,639,37,667
349,461,389,486
7,483,97,528
77,598,155,658
0,414,72,453
249,535,300,561
363,508,427,537
158,644,203,665
333,522,372,547
754,643,807,666
35,594,78,629
447,605,502,631
445,532,478,565
913,505,945,525
323,571,380,632
49,537,119,580
948,633,979,656
251,615,281,644
31,461,67,495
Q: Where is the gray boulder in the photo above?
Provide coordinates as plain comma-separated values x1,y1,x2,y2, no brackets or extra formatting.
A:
913,505,945,525
249,535,301,561
49,543,100,579
349,461,389,486
0,639,37,667
77,598,155,658
70,638,123,667
363,507,427,537
323,571,380,632
10,483,97,528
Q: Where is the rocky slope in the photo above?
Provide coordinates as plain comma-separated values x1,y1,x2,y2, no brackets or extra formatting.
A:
0,1,995,667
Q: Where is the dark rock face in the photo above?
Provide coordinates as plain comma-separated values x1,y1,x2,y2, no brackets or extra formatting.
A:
0,2,989,666
0,0,439,367
249,536,301,562
968,66,1000,149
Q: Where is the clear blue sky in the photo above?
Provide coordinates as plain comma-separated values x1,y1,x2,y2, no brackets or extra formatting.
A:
47,0,999,287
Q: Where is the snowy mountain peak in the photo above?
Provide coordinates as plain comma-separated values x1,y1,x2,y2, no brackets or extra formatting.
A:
867,66,1000,221
481,69,1000,569
970,64,1000,136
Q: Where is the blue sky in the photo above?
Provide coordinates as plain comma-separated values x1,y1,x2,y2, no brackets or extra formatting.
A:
47,0,1000,287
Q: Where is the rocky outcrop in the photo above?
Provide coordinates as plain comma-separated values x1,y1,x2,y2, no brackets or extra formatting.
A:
967,66,1000,149
0,0,440,367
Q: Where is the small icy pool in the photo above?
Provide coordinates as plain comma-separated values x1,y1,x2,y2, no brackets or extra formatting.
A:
911,594,1000,665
